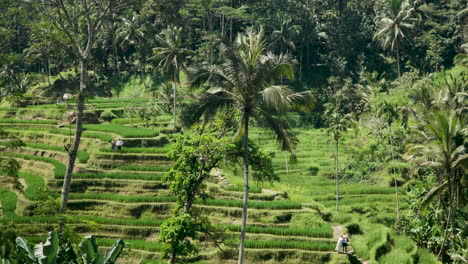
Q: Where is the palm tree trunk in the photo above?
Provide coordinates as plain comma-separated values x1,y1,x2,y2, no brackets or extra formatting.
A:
389,126,400,221
173,70,177,131
335,137,339,211
396,42,400,78
238,111,250,264
58,59,87,234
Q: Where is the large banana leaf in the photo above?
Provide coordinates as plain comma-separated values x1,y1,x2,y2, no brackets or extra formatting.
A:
79,236,99,264
104,240,125,264
34,231,59,264
15,237,36,263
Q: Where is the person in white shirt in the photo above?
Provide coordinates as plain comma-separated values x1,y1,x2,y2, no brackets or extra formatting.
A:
115,139,123,150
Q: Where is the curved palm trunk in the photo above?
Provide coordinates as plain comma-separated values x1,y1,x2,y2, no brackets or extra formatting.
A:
335,137,339,211
238,111,250,264
389,126,400,221
58,59,87,234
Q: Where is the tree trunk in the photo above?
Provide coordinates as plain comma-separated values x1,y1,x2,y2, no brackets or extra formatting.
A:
335,137,339,211
238,111,250,264
396,42,400,78
389,126,400,221
58,59,87,234
173,70,177,131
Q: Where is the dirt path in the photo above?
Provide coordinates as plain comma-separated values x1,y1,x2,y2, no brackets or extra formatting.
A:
332,225,344,239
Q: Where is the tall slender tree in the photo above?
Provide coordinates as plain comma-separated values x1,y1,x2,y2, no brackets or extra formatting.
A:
374,0,417,78
35,0,126,234
152,26,193,130
326,107,349,211
377,100,401,221
187,28,309,264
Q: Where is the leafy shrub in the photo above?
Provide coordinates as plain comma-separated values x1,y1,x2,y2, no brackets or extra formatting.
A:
307,166,320,176
100,110,117,122
346,223,362,235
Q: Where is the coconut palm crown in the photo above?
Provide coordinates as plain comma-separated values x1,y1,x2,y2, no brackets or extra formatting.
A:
374,0,418,77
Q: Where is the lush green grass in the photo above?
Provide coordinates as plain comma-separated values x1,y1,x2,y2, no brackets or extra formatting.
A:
80,124,159,138
3,153,66,178
97,238,163,252
88,98,152,104
0,189,17,216
20,172,45,201
68,193,301,209
117,165,170,172
417,248,440,264
72,172,163,181
49,128,113,142
226,185,262,194
244,240,334,251
1,214,331,240
0,118,57,124
69,193,178,203
100,145,173,154
5,142,90,163
226,224,332,238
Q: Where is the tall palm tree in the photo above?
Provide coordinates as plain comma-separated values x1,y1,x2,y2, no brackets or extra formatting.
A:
406,111,467,253
269,13,301,53
117,15,146,78
326,108,349,211
376,100,401,220
152,26,193,130
374,0,417,78
187,28,309,264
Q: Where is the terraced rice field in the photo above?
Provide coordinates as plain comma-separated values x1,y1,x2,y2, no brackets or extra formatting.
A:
0,99,405,263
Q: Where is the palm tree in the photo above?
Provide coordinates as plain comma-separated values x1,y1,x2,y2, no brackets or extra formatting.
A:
374,0,417,78
376,100,401,220
326,108,350,211
152,26,193,130
117,15,146,78
269,13,301,53
406,111,467,254
187,28,309,264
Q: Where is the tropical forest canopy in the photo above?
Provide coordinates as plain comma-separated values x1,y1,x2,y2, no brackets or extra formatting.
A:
0,0,466,264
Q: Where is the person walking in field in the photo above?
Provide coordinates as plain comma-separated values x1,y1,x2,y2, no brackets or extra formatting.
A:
115,139,123,151
342,233,349,254
111,140,116,150
335,235,343,253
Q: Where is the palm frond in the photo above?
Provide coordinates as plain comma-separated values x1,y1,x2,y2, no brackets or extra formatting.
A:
420,181,448,211
182,91,235,127
254,107,298,160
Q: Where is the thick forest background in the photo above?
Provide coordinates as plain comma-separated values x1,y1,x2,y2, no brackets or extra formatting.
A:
0,0,467,263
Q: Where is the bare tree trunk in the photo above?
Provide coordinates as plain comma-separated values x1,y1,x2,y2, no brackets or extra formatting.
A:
173,70,177,131
389,126,400,221
396,42,400,78
238,111,250,264
335,137,339,211
58,59,87,234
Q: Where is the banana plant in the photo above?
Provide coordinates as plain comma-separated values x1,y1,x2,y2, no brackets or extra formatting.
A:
79,236,124,264
15,231,124,264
